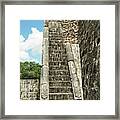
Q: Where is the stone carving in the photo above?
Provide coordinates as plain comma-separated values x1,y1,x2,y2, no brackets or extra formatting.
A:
71,44,84,100
66,43,83,100
40,25,49,100
41,83,49,99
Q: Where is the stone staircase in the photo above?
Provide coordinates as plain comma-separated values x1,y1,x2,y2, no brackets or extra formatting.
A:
48,25,74,100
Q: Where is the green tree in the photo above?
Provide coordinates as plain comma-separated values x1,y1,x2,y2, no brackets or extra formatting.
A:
20,61,42,79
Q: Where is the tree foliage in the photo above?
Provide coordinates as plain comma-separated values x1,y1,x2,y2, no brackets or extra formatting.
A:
20,61,42,79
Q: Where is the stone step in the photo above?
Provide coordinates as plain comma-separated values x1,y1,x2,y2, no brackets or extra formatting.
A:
49,81,72,87
49,76,71,81
49,93,73,95
49,81,72,82
49,87,73,93
49,70,69,72
49,86,72,88
49,93,74,100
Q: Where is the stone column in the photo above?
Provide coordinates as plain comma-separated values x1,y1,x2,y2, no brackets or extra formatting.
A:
40,21,49,100
71,44,84,100
65,43,83,100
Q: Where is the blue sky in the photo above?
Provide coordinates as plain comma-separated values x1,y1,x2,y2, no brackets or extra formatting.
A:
20,20,44,39
20,20,44,64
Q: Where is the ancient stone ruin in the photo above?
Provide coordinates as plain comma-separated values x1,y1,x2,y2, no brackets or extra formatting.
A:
40,20,100,100
20,20,100,100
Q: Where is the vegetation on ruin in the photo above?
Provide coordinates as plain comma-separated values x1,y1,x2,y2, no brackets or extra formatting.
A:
20,61,42,79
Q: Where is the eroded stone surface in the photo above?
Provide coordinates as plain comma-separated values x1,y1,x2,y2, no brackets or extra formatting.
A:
78,20,100,100
20,79,40,100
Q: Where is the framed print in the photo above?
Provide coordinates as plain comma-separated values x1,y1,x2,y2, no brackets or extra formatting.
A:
0,0,119,119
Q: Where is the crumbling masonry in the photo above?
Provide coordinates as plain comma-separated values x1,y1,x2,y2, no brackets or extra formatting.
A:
40,20,100,100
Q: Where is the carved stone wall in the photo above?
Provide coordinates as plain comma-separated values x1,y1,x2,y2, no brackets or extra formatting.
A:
20,79,40,100
78,20,100,100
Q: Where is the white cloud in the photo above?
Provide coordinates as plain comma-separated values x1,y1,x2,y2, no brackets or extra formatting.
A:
20,27,43,64
20,35,25,42
20,27,43,51
20,51,30,61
